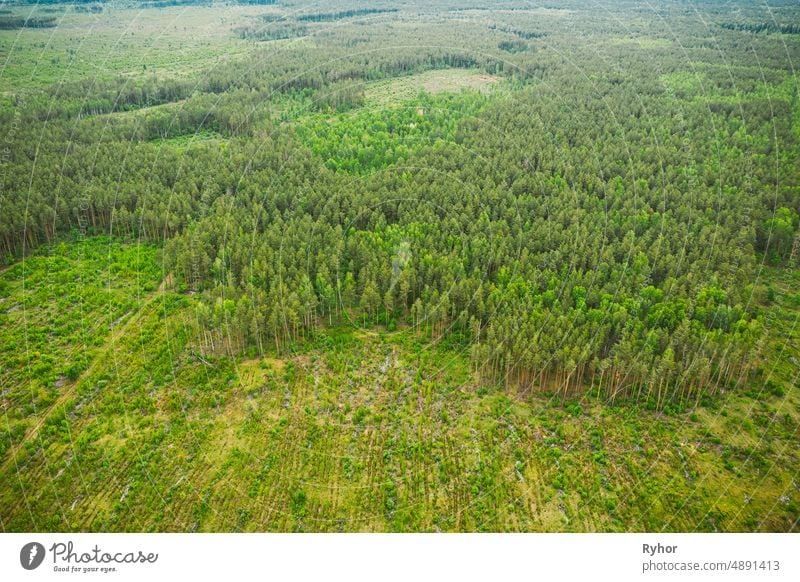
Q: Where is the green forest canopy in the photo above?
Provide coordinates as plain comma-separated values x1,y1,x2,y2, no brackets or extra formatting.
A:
0,0,798,532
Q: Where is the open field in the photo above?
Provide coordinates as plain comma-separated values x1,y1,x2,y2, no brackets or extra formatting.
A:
0,5,267,94
364,69,501,108
0,238,797,532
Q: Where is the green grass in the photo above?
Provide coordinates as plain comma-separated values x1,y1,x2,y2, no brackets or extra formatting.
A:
363,69,502,108
0,236,161,465
0,237,796,532
0,5,265,95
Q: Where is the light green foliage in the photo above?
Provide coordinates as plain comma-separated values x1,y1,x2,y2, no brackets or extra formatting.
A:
294,90,490,174
0,237,161,462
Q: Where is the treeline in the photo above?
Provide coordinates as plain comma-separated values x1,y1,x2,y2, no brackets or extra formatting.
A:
498,40,528,53
297,8,399,23
490,24,546,40
134,0,211,7
37,76,206,120
21,47,507,121
7,12,566,123
0,16,57,29
74,4,103,13
721,22,800,35
6,0,102,3
235,23,307,41
310,80,365,112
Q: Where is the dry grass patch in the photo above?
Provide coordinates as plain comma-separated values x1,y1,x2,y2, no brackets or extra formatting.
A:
364,68,501,107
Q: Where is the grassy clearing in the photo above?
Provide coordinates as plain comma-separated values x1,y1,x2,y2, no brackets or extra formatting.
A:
0,238,796,532
363,68,501,108
0,237,161,465
0,5,267,94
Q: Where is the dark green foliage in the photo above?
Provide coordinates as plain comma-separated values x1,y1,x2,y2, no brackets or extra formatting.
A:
498,40,528,53
721,22,800,35
0,16,56,29
297,8,398,23
235,23,308,41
